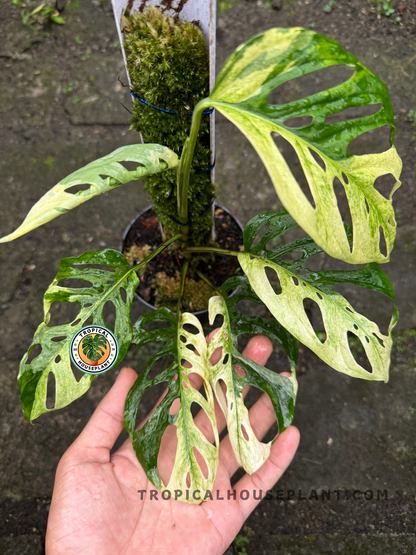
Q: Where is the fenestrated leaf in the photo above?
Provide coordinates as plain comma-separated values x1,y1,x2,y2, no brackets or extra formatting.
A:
125,308,219,501
239,211,398,382
18,249,139,421
201,28,402,264
207,287,297,475
0,144,178,243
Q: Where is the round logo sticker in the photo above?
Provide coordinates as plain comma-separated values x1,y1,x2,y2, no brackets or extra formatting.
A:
70,326,119,375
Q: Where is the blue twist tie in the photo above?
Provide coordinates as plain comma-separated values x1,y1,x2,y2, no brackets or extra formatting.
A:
130,91,213,116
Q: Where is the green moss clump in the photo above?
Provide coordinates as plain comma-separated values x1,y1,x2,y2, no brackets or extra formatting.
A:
123,6,215,245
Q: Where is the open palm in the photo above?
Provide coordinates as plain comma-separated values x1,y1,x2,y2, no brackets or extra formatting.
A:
46,335,299,555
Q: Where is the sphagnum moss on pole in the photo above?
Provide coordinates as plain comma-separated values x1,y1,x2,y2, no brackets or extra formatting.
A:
123,6,215,245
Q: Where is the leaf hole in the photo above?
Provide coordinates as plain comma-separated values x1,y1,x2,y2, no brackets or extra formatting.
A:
55,355,61,364
303,298,326,343
146,354,175,381
379,226,387,257
51,336,66,342
333,176,353,232
193,401,215,445
284,115,313,128
157,423,177,486
70,360,86,382
372,333,385,348
72,263,115,272
65,183,91,195
47,301,79,328
71,318,82,327
103,300,116,331
143,320,173,332
374,173,396,199
210,314,224,330
250,222,270,249
214,380,228,423
120,287,127,304
169,399,181,416
119,160,143,173
182,380,188,390
292,276,299,286
347,124,392,155
308,148,326,171
280,251,303,261
186,471,191,488
267,64,355,104
365,199,370,214
183,323,200,335
223,354,229,365
271,133,316,208
342,173,349,185
346,307,354,313
316,292,323,300
353,324,359,330
46,372,56,409
193,446,209,479
324,104,382,125
137,381,169,430
187,373,202,390
84,303,93,308
57,278,93,289
241,424,249,441
186,343,196,352
265,266,282,295
347,332,372,373
26,344,42,365
180,335,186,343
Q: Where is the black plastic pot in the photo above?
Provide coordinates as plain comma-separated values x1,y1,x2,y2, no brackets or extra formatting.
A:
120,202,244,316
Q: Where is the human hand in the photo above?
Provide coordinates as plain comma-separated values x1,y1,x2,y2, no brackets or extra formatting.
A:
45,334,299,555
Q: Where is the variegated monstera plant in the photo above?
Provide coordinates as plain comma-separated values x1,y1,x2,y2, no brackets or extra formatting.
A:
1,28,401,502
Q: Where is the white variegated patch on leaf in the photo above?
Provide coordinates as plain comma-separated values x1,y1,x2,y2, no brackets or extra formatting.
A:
207,292,297,475
199,27,402,264
125,309,219,503
239,210,399,382
0,144,177,243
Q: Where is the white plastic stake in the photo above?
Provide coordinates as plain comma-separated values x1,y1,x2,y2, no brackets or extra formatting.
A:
111,0,216,181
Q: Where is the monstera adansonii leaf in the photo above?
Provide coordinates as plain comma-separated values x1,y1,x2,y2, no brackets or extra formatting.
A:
125,308,219,502
200,27,402,264
239,211,398,382
19,249,139,421
207,277,298,474
0,144,177,243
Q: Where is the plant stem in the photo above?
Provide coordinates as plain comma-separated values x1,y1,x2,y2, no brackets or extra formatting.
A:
186,246,240,257
176,99,212,236
177,260,189,314
131,233,183,273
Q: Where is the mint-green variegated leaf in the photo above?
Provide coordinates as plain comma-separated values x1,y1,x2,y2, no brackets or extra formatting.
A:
0,144,178,243
239,211,398,382
204,28,402,264
125,309,219,502
207,291,297,475
19,249,138,421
